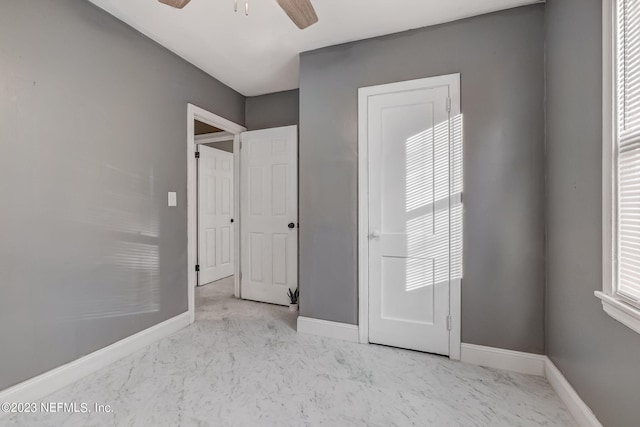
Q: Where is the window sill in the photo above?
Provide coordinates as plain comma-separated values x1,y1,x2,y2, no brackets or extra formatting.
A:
595,291,640,334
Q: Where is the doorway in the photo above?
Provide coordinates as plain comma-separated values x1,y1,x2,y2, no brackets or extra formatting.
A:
187,104,245,323
187,104,299,324
357,75,462,359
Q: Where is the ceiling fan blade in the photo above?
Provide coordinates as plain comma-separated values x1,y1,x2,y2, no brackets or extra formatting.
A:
157,0,192,9
276,0,318,29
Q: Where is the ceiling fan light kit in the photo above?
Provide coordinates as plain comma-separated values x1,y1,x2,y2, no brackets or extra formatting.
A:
158,0,318,29
233,0,249,15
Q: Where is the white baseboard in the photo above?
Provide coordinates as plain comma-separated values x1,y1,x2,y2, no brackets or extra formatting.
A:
460,343,546,376
0,312,190,411
296,316,359,342
459,344,601,427
544,357,602,427
0,316,601,427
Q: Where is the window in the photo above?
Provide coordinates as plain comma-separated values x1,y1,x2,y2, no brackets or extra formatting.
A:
598,0,640,334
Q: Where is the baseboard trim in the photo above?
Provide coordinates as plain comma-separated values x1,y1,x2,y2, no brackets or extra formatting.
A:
544,357,602,427
460,343,546,376
0,317,601,427
296,316,359,342
459,344,601,427
0,312,190,410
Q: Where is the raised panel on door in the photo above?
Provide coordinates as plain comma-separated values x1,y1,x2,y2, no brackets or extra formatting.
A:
241,126,297,306
367,83,452,355
220,226,231,264
198,145,234,285
249,232,265,282
272,234,288,286
205,229,216,268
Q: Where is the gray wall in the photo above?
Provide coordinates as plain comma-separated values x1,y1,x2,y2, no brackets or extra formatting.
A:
245,89,299,130
545,1,640,425
299,5,546,353
0,0,244,390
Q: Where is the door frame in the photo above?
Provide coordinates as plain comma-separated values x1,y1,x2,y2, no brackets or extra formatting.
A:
357,74,462,359
187,103,246,324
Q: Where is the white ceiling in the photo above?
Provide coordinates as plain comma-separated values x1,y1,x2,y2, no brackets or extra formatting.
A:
89,0,542,96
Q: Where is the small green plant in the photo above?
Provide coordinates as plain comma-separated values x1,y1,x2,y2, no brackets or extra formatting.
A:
287,287,299,304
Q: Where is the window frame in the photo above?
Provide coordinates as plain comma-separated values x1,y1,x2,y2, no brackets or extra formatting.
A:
597,0,640,334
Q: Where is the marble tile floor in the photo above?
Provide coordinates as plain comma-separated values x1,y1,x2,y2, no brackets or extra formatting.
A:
5,276,576,426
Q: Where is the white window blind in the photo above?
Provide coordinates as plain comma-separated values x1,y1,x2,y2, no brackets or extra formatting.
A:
616,0,640,306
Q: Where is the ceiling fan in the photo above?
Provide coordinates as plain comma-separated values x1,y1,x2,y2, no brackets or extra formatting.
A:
157,0,318,29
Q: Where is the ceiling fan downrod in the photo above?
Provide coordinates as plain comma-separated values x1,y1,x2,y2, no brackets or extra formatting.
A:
233,0,249,16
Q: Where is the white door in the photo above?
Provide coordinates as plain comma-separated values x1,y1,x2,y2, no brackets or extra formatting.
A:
363,75,461,355
240,125,297,306
198,145,234,285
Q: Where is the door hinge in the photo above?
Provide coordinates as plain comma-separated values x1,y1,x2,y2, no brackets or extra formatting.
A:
195,264,200,272
195,151,200,159
446,97,451,113
447,315,452,331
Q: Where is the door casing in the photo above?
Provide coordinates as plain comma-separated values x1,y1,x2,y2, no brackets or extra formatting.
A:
187,103,246,324
357,75,462,360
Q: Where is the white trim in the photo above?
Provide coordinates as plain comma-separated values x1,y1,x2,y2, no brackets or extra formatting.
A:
187,104,246,320
459,345,602,426
233,134,241,298
595,291,640,334
195,132,235,144
449,279,461,360
357,74,462,358
448,78,462,361
357,84,370,345
297,317,360,343
602,0,615,301
188,106,197,324
599,0,640,333
190,104,245,134
0,312,189,412
460,343,546,376
544,357,603,427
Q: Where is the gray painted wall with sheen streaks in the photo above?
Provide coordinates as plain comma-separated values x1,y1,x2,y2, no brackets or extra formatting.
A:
245,90,299,130
299,5,546,353
7,4,636,423
0,0,244,390
545,1,640,426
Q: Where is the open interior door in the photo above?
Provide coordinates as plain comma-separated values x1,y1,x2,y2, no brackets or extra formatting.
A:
198,145,235,285
240,126,298,306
